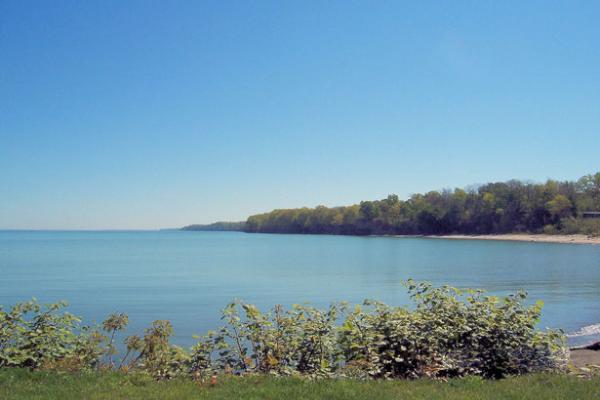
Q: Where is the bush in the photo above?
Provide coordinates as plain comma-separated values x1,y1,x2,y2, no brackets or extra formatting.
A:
542,224,558,234
0,300,104,371
338,282,566,379
189,282,567,379
0,282,568,380
559,218,600,236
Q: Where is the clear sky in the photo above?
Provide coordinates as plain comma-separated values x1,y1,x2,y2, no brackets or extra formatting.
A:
1,1,599,229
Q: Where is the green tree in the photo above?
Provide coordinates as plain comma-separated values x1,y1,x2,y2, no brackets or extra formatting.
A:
546,195,573,219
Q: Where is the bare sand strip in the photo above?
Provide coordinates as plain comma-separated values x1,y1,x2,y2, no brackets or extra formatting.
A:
571,349,600,367
571,342,600,367
425,234,600,245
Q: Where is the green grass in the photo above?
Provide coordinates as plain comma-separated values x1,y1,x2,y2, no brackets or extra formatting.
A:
1,369,599,400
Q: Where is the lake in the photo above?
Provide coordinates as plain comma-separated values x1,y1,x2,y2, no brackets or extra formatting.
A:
1,230,599,347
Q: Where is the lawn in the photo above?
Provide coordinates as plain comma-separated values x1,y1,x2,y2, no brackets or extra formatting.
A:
1,369,599,400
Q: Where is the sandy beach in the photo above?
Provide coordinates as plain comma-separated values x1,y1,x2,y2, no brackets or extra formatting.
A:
571,348,600,367
426,234,600,245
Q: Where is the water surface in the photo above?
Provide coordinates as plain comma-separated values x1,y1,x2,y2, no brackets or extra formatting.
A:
1,230,599,347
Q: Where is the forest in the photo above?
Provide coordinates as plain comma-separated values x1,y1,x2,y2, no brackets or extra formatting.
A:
244,172,600,236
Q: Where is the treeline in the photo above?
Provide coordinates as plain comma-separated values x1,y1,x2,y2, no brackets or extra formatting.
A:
245,172,600,236
182,221,245,232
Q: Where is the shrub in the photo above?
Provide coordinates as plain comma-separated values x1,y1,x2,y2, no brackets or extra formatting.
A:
559,218,600,236
0,300,105,370
190,302,340,377
338,281,567,379
0,282,568,380
188,282,566,379
542,224,558,234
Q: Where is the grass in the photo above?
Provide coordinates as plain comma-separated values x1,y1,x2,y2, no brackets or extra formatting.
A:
1,369,599,400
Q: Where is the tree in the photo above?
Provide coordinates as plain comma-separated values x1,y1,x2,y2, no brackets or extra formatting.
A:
547,195,572,219
241,172,599,236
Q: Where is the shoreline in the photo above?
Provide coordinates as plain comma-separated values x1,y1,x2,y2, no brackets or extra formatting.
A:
422,233,600,245
570,342,600,367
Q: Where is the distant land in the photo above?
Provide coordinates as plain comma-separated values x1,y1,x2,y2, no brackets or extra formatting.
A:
182,221,245,232
182,172,600,238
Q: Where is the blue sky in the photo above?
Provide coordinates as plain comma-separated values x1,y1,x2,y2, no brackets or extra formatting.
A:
1,1,599,229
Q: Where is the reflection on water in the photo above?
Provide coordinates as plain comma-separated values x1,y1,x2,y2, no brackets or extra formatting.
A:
0,231,599,347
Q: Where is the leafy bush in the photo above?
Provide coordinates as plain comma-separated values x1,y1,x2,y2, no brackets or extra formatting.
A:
0,282,568,380
339,282,566,379
558,218,600,236
186,282,567,379
542,224,558,234
0,300,105,371
189,303,339,378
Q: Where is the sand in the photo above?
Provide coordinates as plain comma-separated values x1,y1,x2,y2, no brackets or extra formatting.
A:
425,234,600,245
571,348,600,367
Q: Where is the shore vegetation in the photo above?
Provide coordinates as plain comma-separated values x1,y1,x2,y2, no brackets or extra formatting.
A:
0,282,566,381
244,172,600,236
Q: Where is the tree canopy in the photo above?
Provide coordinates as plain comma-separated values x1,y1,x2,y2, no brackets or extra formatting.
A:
245,172,600,236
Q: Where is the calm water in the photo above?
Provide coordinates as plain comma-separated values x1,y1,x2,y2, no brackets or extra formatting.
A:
1,230,599,347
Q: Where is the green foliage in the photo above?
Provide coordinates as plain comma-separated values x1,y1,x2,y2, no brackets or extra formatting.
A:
547,195,573,219
102,312,128,367
0,283,568,381
339,282,566,379
190,302,340,377
126,320,190,380
559,218,600,237
0,299,102,371
0,301,187,379
244,172,600,236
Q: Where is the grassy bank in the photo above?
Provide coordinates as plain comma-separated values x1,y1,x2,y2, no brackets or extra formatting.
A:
1,369,599,400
